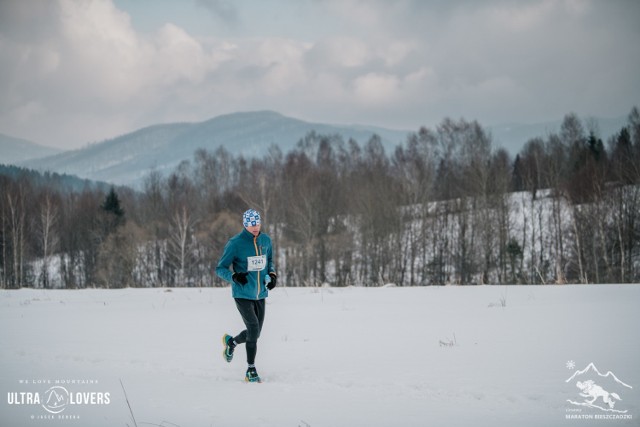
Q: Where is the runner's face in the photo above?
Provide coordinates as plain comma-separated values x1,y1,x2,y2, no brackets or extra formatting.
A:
246,223,261,236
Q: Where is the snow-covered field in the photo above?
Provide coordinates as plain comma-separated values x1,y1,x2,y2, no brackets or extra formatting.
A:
1,285,639,427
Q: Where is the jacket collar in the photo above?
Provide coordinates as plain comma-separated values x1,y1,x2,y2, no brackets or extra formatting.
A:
241,228,260,240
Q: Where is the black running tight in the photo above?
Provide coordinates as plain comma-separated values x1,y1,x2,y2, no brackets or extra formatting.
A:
233,298,265,365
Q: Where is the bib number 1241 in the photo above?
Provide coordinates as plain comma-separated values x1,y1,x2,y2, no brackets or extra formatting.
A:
247,255,267,271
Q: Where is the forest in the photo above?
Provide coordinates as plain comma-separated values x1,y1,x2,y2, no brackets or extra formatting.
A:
1,107,639,289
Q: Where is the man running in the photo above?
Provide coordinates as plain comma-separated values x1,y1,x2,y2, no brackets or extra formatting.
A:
216,209,277,382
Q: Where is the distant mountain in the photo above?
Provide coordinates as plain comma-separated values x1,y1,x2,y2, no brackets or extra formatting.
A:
0,133,62,164
489,115,628,155
16,111,628,188
0,164,115,193
22,111,411,187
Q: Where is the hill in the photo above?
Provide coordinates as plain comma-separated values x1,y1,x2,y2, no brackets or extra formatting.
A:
21,111,411,186
0,133,62,163
0,164,115,193
12,111,629,187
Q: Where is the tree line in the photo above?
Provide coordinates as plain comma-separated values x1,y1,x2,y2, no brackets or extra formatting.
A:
1,107,639,288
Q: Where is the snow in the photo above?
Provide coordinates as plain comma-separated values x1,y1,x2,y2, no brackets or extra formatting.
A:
1,285,639,426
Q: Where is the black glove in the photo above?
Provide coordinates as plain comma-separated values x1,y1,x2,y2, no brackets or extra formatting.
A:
267,272,277,290
232,272,248,285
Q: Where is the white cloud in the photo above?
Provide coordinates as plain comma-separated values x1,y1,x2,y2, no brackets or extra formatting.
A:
487,0,557,32
353,72,400,104
0,0,236,146
306,36,371,69
5,101,45,126
153,23,212,84
563,0,591,17
376,40,415,67
0,0,638,149
321,0,384,28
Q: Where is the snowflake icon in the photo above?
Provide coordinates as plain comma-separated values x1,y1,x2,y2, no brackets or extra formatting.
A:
566,360,576,370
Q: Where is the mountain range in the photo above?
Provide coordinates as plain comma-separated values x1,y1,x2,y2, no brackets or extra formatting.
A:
0,132,62,164
18,111,410,187
1,110,629,188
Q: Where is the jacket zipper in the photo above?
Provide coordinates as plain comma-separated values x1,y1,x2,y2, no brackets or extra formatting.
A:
253,236,261,299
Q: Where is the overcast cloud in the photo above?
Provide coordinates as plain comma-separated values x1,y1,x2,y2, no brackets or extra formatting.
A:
0,0,639,149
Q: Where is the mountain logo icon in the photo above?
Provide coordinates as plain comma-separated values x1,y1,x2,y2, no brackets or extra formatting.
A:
565,362,633,413
42,386,69,414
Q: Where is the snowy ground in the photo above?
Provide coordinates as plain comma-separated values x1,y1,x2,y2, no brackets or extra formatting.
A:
1,285,639,427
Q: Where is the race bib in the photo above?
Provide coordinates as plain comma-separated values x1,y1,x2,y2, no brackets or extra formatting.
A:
247,255,267,272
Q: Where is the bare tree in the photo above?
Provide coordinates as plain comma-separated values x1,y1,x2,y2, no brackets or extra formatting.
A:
37,191,60,288
545,134,568,283
168,204,197,287
6,183,28,288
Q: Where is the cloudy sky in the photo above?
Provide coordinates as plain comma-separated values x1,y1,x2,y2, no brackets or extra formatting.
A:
1,0,639,150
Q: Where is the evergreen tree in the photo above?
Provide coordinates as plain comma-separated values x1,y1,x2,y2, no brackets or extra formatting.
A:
587,131,604,162
102,187,125,219
511,154,524,192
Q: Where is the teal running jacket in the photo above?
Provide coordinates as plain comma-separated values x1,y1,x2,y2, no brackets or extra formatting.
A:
216,228,276,300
